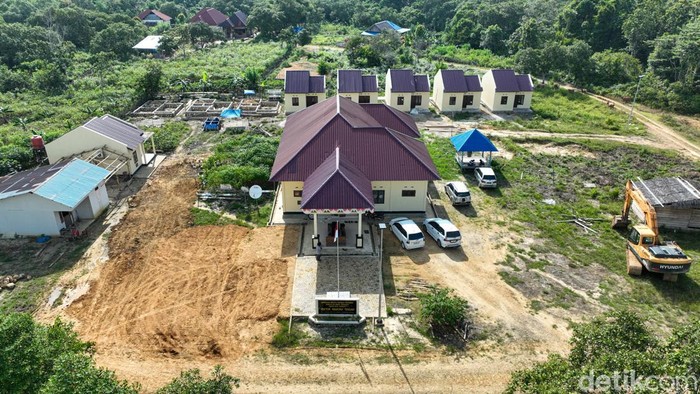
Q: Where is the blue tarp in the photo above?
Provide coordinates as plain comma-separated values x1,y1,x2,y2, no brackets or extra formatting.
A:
220,109,241,118
450,129,498,152
243,90,255,95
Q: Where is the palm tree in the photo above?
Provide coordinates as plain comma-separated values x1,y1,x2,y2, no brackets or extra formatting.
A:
13,117,29,131
243,68,261,91
0,106,14,124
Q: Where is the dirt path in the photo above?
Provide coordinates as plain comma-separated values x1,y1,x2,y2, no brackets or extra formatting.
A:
586,93,700,160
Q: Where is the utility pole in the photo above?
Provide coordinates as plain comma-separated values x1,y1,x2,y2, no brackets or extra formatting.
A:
627,74,644,127
377,223,386,328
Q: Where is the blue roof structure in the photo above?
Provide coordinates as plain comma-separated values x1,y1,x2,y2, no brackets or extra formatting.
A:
362,20,410,36
34,159,110,209
450,129,498,152
220,109,241,118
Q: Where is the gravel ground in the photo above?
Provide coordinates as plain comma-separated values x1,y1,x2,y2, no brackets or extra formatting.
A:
291,256,387,318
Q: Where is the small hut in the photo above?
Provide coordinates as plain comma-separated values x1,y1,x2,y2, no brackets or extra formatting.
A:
450,128,498,170
631,177,700,230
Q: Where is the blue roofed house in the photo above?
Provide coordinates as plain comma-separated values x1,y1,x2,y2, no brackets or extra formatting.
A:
362,20,410,36
0,159,110,237
481,69,534,112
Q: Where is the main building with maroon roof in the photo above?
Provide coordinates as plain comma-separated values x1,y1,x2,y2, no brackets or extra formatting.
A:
271,95,439,216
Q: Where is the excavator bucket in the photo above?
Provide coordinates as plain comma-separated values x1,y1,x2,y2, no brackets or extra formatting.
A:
611,215,629,229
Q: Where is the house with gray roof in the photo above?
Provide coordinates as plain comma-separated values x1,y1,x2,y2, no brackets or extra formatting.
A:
45,115,155,176
385,69,430,112
284,70,326,114
0,158,110,237
270,95,439,247
337,70,378,104
432,69,483,113
481,69,534,112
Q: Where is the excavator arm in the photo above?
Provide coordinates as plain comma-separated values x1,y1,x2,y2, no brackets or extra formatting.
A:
612,180,659,235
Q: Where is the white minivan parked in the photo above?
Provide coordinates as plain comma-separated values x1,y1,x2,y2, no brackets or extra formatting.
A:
474,167,497,188
424,218,462,248
444,181,471,205
389,217,425,250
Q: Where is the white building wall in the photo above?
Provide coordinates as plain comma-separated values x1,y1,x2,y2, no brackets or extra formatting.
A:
284,93,326,114
481,71,533,111
338,92,379,104
280,180,428,213
0,194,68,237
45,126,142,175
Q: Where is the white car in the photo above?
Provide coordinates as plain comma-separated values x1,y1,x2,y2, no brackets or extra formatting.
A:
474,167,497,188
389,217,425,250
424,218,462,248
444,181,471,205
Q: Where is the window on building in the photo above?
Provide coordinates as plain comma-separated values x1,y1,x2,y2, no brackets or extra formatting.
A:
293,190,302,197
500,96,508,105
373,190,385,204
449,96,456,105
397,96,404,105
292,97,299,106
401,190,416,197
359,95,370,103
132,150,138,165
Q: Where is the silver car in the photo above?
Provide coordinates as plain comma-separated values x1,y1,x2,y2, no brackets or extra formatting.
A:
474,167,497,188
389,217,425,250
444,181,471,205
423,218,462,248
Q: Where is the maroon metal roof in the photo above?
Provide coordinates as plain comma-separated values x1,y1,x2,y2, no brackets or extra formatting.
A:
491,69,533,92
389,69,429,92
138,9,172,21
362,76,378,92
300,148,374,211
270,96,439,182
359,104,419,137
414,75,430,92
285,70,325,94
439,70,483,93
337,70,378,93
189,8,232,27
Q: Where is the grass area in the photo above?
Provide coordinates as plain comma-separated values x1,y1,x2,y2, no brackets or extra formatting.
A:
659,113,700,146
499,86,647,135
190,207,251,228
423,133,461,180
311,23,361,46
426,133,700,326
144,121,190,152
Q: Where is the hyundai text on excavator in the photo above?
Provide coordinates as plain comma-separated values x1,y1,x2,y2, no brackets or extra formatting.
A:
612,180,692,282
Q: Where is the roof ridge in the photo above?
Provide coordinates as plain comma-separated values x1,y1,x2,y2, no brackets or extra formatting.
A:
336,159,374,207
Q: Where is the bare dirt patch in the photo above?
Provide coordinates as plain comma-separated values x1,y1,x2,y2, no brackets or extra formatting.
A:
66,159,294,361
521,142,596,158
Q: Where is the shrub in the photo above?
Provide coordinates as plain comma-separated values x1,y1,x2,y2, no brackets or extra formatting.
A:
146,121,189,152
156,365,239,394
418,287,469,329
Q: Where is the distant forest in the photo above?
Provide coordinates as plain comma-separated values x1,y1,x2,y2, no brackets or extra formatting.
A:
0,0,698,115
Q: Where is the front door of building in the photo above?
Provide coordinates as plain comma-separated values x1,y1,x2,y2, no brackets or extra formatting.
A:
306,96,319,107
514,94,525,108
410,95,422,109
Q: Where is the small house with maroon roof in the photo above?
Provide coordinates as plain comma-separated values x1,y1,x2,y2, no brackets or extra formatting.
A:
190,7,249,39
337,70,378,104
270,96,440,247
432,70,483,113
481,69,534,112
284,70,326,114
137,9,172,26
385,69,430,112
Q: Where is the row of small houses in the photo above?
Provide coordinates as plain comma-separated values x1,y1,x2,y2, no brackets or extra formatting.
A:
137,7,250,39
283,68,534,115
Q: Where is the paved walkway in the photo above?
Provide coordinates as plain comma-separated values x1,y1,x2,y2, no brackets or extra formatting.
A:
291,256,387,319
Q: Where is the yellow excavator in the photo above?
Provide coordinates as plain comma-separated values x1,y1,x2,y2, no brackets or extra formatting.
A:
612,180,692,282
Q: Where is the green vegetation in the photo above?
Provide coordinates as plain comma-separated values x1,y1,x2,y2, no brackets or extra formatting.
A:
507,311,700,393
418,287,469,329
429,45,514,68
423,134,461,180
310,23,361,46
190,207,245,227
202,133,279,190
271,320,305,348
515,85,646,135
145,121,190,152
0,313,240,393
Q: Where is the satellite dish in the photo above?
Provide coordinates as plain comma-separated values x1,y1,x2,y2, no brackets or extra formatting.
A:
249,185,263,199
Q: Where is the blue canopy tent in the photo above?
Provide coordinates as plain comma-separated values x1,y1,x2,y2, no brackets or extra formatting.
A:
450,128,498,169
220,108,241,118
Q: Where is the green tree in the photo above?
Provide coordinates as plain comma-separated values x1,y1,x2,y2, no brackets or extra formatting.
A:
40,354,138,394
157,365,239,394
243,68,261,90
480,24,507,56
137,62,163,102
591,50,643,86
674,17,700,85
188,23,224,48
418,287,469,329
649,34,682,82
89,22,144,61
158,32,179,57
